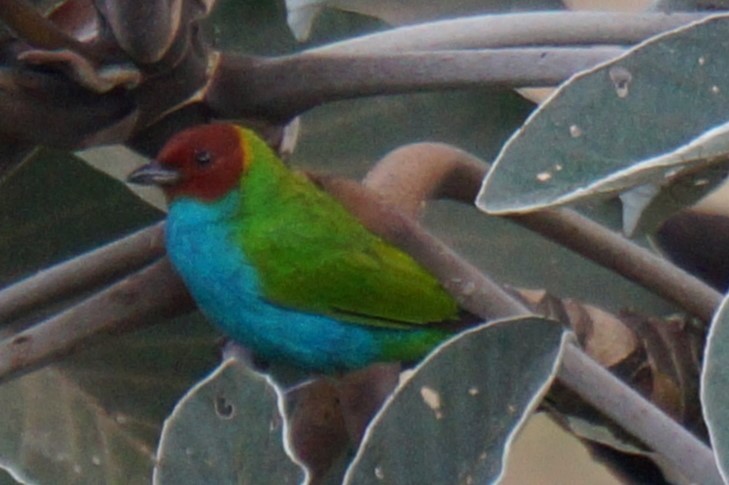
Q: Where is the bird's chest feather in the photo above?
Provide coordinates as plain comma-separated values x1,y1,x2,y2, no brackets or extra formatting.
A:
163,192,384,371
165,193,268,324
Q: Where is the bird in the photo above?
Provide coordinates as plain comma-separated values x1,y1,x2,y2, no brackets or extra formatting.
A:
127,123,468,373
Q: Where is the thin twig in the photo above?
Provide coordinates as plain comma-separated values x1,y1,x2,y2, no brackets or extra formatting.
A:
208,47,624,121
0,223,165,324
309,11,710,55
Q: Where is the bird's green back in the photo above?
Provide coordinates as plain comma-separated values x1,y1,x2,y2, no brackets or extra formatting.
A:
233,129,460,329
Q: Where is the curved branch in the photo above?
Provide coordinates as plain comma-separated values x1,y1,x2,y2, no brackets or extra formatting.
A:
362,141,722,485
364,142,721,322
207,47,624,121
309,11,710,55
0,223,165,324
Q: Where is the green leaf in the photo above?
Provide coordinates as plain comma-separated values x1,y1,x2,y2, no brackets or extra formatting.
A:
478,15,729,215
0,467,20,485
701,293,729,483
154,358,308,485
0,148,162,285
343,317,566,484
205,0,384,55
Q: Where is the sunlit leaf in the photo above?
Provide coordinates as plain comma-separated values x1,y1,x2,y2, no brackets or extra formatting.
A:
154,358,307,484
344,317,566,484
76,145,167,212
701,293,729,483
478,15,729,215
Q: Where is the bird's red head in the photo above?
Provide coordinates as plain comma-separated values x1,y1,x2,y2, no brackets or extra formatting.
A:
128,123,247,202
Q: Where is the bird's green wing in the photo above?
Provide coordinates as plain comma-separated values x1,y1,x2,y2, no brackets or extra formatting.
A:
235,138,460,330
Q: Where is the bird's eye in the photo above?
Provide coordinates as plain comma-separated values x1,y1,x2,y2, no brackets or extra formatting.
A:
194,150,213,167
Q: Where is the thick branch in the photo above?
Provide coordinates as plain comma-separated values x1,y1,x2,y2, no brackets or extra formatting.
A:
363,142,722,485
364,142,721,322
310,11,710,55
0,257,194,384
560,344,723,485
515,209,722,322
208,47,624,122
0,222,165,324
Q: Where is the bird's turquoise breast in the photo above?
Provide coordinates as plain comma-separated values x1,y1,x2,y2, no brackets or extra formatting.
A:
165,192,442,372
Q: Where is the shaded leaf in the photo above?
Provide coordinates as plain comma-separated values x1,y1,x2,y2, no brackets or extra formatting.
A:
0,149,219,483
0,467,20,485
343,317,566,484
478,15,729,214
154,358,308,484
620,161,729,237
519,289,705,430
0,149,161,285
206,0,383,55
0,316,217,485
76,145,167,212
701,293,729,483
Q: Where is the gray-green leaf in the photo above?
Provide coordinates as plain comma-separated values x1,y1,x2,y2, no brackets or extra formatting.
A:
343,317,566,485
478,14,729,215
154,358,308,485
701,294,729,483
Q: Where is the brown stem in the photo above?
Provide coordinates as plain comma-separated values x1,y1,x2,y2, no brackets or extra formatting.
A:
311,12,709,55
364,142,721,322
363,142,722,485
515,209,722,322
0,257,194,384
0,222,165,324
559,343,723,485
208,47,623,122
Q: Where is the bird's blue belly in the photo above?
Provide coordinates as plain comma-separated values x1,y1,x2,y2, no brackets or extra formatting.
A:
166,194,390,372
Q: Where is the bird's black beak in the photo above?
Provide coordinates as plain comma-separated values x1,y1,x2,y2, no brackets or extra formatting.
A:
127,162,181,186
